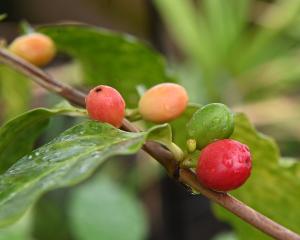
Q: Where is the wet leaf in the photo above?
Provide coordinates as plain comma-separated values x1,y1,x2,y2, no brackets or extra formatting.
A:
0,102,86,173
0,65,30,120
0,120,164,226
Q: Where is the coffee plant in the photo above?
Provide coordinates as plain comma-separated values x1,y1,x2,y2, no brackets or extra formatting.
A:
0,4,300,239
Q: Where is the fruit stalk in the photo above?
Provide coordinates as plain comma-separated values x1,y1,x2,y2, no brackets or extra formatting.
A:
0,48,299,240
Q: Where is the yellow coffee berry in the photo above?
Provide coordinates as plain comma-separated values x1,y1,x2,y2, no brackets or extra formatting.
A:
138,83,188,123
9,33,56,67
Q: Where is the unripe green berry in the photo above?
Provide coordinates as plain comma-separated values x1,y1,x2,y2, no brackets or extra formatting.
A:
186,103,234,149
85,85,125,128
138,83,188,123
9,33,56,67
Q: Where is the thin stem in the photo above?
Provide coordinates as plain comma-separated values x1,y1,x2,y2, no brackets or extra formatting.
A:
0,49,86,106
125,108,142,122
0,48,299,240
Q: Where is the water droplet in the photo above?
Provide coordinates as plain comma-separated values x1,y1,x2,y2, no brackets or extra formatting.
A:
28,155,32,159
224,159,232,167
80,165,89,173
35,152,40,156
92,152,100,158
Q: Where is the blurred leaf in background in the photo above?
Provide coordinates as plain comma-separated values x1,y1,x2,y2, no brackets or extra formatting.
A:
0,211,32,240
69,173,148,240
39,25,175,107
1,1,300,238
155,0,300,104
0,65,30,121
170,103,200,149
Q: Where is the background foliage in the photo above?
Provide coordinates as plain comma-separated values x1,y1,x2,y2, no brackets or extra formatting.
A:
0,0,300,239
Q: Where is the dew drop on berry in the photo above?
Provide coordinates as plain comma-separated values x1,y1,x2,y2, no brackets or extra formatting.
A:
224,159,233,167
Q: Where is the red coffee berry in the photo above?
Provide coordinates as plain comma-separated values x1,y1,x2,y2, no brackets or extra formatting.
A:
85,85,125,128
9,33,56,67
196,139,252,192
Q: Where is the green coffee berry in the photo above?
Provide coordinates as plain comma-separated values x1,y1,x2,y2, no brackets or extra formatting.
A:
186,103,234,149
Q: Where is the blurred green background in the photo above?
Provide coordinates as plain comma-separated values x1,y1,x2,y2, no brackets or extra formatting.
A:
0,0,300,239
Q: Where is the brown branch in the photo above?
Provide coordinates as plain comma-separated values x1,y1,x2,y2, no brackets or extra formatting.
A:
0,48,299,240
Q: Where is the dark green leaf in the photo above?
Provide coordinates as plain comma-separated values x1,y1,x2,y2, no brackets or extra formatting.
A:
0,65,30,120
69,174,147,240
39,24,175,107
147,123,184,161
0,120,162,226
170,103,200,149
147,123,172,146
0,211,32,240
0,102,86,174
213,113,300,239
32,189,73,240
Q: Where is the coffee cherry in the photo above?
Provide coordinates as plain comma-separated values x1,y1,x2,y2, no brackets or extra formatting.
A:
138,83,188,123
9,33,56,67
196,139,252,192
85,85,125,128
186,103,234,149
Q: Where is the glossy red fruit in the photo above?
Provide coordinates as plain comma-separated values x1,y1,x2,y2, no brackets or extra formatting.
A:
85,85,125,128
196,139,252,192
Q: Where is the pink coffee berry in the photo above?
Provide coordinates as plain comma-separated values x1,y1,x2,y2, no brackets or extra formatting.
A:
138,83,188,123
196,139,252,192
85,85,125,128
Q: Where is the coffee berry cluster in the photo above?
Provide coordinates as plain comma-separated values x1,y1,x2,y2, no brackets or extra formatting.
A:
86,83,252,192
8,31,251,192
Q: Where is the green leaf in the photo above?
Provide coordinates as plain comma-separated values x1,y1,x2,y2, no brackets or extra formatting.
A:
0,65,30,120
146,107,202,160
0,211,32,240
236,0,300,73
203,0,249,63
147,123,184,161
155,0,221,101
39,24,174,107
212,232,237,240
0,102,85,174
32,190,73,240
155,0,213,69
147,123,172,146
213,113,300,239
69,174,147,240
0,120,166,227
170,103,201,149
0,14,6,22
19,21,35,35
240,52,300,101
